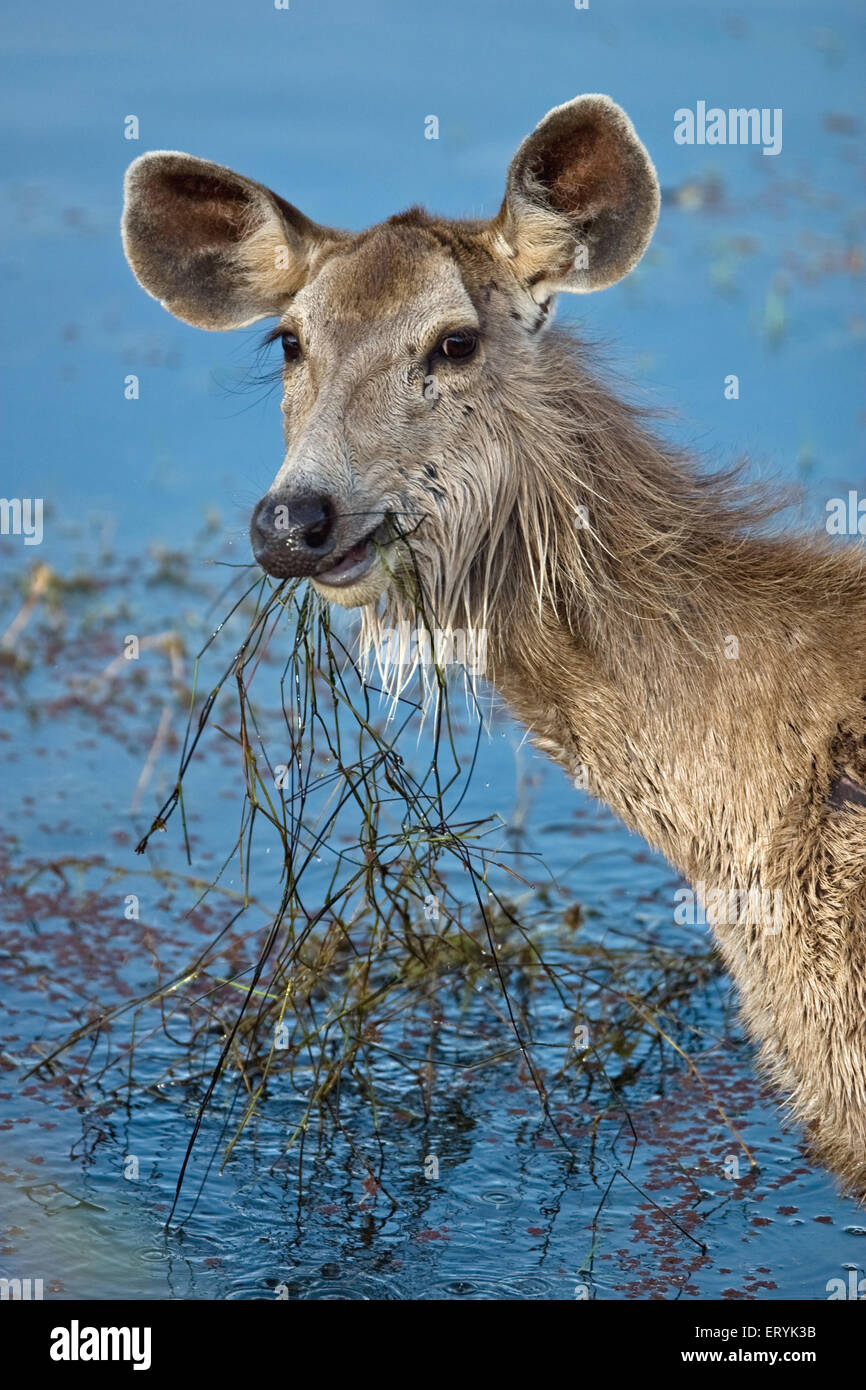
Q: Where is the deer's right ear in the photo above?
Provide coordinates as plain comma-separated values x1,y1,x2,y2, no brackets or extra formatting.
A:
492,94,660,298
122,152,339,329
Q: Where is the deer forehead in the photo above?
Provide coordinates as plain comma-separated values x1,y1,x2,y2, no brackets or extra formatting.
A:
292,226,484,345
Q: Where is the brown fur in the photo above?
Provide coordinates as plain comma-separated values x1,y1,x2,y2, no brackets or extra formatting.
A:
122,95,866,1196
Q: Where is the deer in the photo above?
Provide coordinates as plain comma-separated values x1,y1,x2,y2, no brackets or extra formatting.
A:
121,94,866,1198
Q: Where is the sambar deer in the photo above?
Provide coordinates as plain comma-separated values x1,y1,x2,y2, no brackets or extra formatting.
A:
122,95,866,1196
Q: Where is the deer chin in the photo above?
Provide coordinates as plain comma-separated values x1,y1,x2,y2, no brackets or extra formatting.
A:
311,549,389,608
308,519,392,608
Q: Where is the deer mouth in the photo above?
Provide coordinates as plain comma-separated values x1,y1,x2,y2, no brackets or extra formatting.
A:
312,524,385,590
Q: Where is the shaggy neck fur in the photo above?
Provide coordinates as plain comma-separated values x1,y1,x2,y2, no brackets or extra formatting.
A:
480,336,866,872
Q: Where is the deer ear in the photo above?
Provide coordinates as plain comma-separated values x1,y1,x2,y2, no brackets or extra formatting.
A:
493,94,660,296
122,152,342,329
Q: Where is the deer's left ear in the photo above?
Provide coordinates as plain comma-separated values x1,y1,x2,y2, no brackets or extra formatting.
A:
492,94,660,296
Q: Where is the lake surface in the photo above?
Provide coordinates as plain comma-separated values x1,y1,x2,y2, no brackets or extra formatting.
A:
1,0,865,1300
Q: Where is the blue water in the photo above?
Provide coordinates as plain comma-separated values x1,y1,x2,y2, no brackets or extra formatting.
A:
1,0,865,1300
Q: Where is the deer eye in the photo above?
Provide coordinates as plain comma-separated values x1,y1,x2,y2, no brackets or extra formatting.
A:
439,330,478,361
281,331,301,361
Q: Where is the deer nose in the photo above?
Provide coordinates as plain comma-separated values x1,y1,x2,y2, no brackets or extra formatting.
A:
250,491,337,578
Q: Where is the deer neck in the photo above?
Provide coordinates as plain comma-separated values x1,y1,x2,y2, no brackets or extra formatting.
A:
488,520,862,897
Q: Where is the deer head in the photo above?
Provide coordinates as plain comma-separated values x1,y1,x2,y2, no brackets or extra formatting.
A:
122,95,659,623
